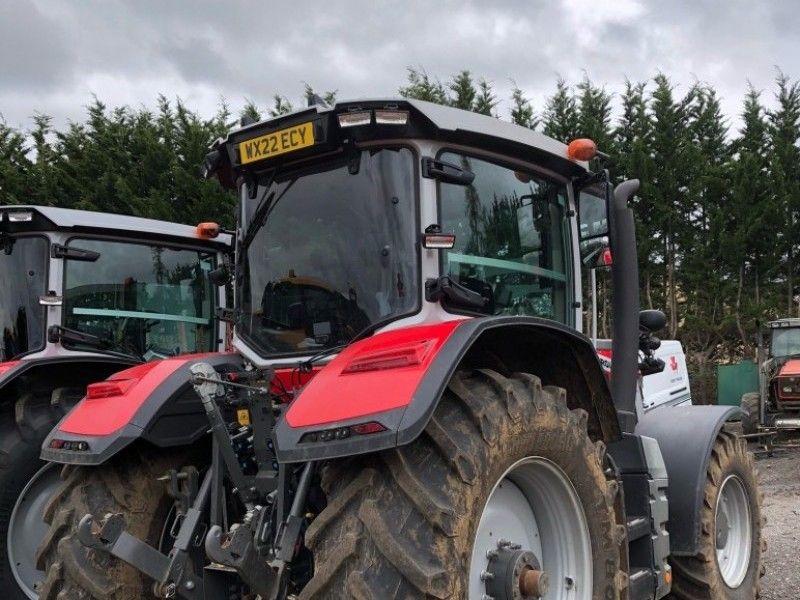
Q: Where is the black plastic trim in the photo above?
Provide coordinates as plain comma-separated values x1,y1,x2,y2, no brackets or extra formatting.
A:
274,407,405,463
635,404,741,555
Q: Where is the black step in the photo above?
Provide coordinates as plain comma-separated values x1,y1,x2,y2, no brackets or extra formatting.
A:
626,516,650,542
628,568,656,600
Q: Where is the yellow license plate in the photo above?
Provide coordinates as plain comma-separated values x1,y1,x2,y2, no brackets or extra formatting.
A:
239,122,315,165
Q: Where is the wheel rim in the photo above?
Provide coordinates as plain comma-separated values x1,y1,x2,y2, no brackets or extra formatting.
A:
469,457,592,600
8,463,62,599
715,474,752,588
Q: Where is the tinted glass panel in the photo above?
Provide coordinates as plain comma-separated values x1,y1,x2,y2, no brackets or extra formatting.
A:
63,239,215,358
0,237,47,359
438,152,570,322
770,328,800,358
238,147,418,355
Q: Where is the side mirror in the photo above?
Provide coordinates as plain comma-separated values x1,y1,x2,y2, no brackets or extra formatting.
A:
639,309,667,333
580,237,611,268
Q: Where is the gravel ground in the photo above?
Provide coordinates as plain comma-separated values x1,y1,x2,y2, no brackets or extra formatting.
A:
755,445,800,599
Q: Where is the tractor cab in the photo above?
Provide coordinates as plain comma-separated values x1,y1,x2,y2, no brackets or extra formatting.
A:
205,99,617,368
0,206,230,364
765,318,800,359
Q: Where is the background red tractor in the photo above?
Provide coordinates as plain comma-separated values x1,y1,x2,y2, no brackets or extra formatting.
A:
741,318,800,449
36,99,763,599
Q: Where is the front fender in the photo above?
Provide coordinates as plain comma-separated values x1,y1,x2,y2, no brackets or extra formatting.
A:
274,316,619,462
635,404,742,555
41,353,242,466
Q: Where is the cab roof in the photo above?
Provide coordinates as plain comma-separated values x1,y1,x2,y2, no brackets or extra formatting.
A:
0,205,232,248
212,97,590,187
767,318,800,329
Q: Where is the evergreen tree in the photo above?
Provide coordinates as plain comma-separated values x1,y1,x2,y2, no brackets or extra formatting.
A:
509,83,536,129
767,70,800,314
542,78,579,142
399,67,448,104
473,79,498,116
449,71,477,110
576,76,614,154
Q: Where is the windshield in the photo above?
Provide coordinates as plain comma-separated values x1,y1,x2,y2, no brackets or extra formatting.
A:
770,328,800,358
237,147,418,355
0,236,48,360
438,151,571,322
63,239,216,359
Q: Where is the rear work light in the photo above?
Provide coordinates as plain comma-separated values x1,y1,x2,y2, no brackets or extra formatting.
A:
86,379,135,399
375,110,409,125
423,233,456,249
422,224,456,249
338,111,372,128
6,211,33,222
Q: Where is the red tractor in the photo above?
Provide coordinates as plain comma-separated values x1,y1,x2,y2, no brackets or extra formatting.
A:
741,317,800,449
37,100,762,599
0,205,231,599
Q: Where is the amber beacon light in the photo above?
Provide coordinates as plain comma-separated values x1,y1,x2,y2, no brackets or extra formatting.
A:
567,138,598,161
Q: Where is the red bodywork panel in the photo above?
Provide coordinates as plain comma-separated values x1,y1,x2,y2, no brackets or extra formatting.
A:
59,353,222,436
285,321,462,428
779,359,800,376
0,361,20,379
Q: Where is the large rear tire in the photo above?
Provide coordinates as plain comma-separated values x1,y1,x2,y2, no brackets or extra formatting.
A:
300,369,626,599
669,428,764,600
35,447,190,600
740,393,760,436
0,391,73,600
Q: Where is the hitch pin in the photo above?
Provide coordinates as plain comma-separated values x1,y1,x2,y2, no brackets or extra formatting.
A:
190,374,269,395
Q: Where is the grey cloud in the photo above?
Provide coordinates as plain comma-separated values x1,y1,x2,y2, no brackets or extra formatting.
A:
0,0,76,92
0,0,798,131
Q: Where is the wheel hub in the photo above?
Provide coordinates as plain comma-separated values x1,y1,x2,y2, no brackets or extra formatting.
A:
484,540,549,600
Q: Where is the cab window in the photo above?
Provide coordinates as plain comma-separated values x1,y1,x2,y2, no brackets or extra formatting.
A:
438,152,571,323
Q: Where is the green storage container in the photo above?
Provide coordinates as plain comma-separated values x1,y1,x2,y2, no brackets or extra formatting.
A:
717,360,759,406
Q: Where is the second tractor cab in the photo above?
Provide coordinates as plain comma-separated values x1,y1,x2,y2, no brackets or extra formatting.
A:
741,317,800,448
39,100,762,600
0,205,231,600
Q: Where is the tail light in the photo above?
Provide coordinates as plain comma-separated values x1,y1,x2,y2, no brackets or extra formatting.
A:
86,379,135,399
342,340,434,374
300,421,387,443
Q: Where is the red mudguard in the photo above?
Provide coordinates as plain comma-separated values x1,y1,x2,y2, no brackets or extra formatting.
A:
58,360,180,436
285,321,461,428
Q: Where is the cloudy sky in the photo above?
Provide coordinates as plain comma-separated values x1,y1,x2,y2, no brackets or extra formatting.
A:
1,0,798,134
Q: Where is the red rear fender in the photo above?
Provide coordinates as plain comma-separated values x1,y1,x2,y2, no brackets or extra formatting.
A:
284,321,462,428
42,352,243,466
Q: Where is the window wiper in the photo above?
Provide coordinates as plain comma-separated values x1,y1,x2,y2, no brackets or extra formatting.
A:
47,325,141,362
241,176,299,253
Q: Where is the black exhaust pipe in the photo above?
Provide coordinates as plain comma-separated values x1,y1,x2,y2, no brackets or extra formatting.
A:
610,179,641,433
